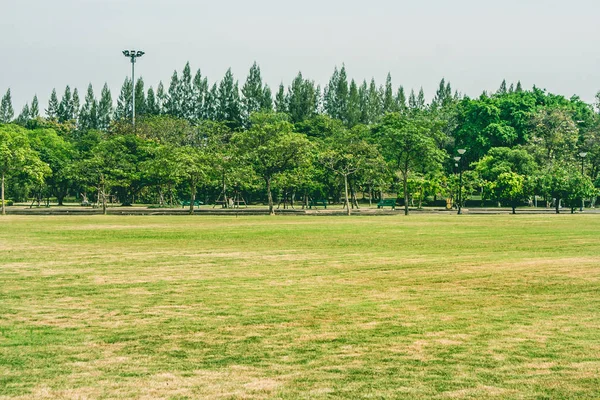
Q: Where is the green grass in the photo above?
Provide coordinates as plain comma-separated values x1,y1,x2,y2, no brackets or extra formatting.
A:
0,215,599,399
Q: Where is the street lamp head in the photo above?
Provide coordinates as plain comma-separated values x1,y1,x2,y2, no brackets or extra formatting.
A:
454,156,461,162
458,149,466,155
136,51,145,57
579,152,588,158
122,50,130,57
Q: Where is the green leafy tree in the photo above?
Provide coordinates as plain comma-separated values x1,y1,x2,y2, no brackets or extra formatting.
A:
0,124,50,214
374,113,445,215
173,145,210,213
0,89,14,123
233,112,312,215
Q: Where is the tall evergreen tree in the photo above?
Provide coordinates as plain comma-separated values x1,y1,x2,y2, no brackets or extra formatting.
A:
516,81,523,93
262,85,273,111
15,103,30,125
97,83,113,131
193,69,208,121
358,80,369,124
79,83,98,130
417,87,426,110
275,83,287,114
30,95,40,119
287,72,319,123
216,68,242,128
156,81,167,114
72,88,80,121
115,78,133,121
46,89,59,120
497,79,508,95
146,87,159,116
204,83,218,121
432,78,453,109
135,78,146,117
324,67,339,119
382,73,396,114
366,79,381,124
179,63,194,121
58,85,74,122
242,62,266,123
0,89,14,123
165,71,181,117
336,65,349,122
347,79,361,127
396,86,407,113
408,89,417,110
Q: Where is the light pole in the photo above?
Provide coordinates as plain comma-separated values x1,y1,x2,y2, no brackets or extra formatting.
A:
455,149,466,215
579,152,587,212
122,50,145,129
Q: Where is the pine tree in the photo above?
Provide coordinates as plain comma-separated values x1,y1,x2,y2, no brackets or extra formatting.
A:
30,95,40,119
146,87,159,116
336,65,349,122
135,78,146,117
408,89,417,110
358,80,369,124
79,83,98,130
396,86,407,114
287,72,319,123
261,85,273,111
216,68,242,128
242,62,266,124
382,73,396,114
347,79,361,127
15,103,30,126
0,89,14,123
156,81,167,114
179,63,194,121
204,83,218,120
193,69,208,121
72,88,80,121
516,81,523,93
58,85,74,122
367,79,381,123
508,83,515,93
165,71,181,117
46,89,59,120
417,87,426,110
275,83,287,114
97,83,113,131
115,78,133,121
497,79,508,95
324,67,339,119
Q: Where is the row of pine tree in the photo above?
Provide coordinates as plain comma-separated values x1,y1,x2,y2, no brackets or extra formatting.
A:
0,62,524,130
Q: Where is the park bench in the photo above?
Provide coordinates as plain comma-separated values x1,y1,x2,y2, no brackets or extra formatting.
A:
377,199,396,210
309,199,328,209
181,200,203,208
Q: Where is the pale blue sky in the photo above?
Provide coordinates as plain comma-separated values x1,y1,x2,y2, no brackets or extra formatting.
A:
2,0,599,112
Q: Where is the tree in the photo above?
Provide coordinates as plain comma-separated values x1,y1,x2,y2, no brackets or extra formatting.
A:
233,113,312,215
287,72,319,123
275,83,287,114
528,108,579,164
15,104,30,126
58,85,74,123
46,89,60,121
173,145,210,214
30,95,40,119
156,81,167,114
216,68,242,128
536,163,593,214
97,83,113,131
165,71,181,117
346,80,361,127
0,89,14,123
146,87,159,116
319,128,383,215
0,124,50,214
134,78,147,117
72,88,80,121
242,62,267,124
79,84,98,131
179,63,194,121
115,78,133,121
382,73,396,114
193,69,209,121
374,113,445,215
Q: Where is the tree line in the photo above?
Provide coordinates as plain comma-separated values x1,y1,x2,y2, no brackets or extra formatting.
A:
1,62,600,216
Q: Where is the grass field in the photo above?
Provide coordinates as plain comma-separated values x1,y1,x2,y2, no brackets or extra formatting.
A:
1,215,599,399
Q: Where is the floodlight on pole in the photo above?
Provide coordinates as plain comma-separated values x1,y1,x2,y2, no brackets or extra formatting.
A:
122,49,145,129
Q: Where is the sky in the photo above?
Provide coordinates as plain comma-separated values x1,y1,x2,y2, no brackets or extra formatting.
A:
2,0,600,113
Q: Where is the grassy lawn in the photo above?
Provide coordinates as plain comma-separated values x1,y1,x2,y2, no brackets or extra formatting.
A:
0,215,599,399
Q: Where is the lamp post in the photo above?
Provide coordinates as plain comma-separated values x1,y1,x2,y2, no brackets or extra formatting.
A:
122,50,145,129
455,149,466,215
579,152,587,212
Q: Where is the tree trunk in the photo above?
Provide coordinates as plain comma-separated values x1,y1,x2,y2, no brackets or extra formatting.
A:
344,174,351,216
189,183,196,215
266,177,274,215
555,198,560,214
1,172,5,216
101,186,107,215
403,175,409,216
512,205,516,215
